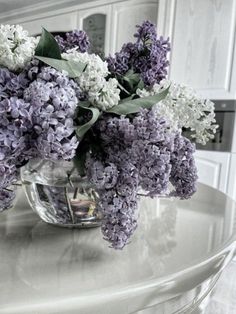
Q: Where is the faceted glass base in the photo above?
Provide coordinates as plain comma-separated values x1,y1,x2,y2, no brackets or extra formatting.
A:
21,159,102,228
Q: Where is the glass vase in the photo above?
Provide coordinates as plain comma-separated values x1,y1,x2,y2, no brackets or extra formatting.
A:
21,159,102,228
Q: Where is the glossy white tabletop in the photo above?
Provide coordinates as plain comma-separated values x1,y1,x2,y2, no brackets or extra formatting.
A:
0,183,236,314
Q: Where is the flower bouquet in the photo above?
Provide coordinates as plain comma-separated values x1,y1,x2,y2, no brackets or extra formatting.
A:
0,21,217,249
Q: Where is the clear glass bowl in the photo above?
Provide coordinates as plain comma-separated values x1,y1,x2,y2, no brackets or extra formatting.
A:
21,159,102,228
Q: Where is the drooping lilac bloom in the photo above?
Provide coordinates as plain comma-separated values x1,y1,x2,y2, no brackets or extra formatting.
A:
170,134,198,199
106,20,171,86
86,108,198,249
55,30,90,53
87,160,118,190
87,110,167,248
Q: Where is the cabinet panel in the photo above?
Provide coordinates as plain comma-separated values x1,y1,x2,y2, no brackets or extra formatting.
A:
21,12,77,36
195,151,230,193
169,0,236,99
77,5,112,57
110,0,158,54
227,153,236,200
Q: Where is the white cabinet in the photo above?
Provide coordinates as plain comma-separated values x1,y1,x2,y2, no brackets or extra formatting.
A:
0,0,160,56
195,150,231,193
165,0,236,100
110,0,158,54
227,153,236,201
20,12,78,35
77,5,112,56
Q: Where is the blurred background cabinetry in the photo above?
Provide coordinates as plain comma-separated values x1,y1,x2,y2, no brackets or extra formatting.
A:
2,0,159,56
1,0,236,198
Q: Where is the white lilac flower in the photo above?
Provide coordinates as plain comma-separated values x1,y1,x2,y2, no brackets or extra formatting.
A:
0,25,39,71
89,78,120,110
137,79,218,145
62,50,120,110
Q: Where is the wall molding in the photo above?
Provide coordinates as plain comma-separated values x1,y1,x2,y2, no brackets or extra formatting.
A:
157,0,177,79
0,0,118,23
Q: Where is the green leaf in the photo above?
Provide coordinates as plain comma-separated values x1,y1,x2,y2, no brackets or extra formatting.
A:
137,79,145,90
106,86,170,115
35,28,61,59
77,101,90,108
35,56,86,78
76,106,100,139
122,70,140,90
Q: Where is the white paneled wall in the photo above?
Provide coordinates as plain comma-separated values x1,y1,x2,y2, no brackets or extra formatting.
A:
21,12,78,35
168,0,236,100
110,0,158,53
195,151,231,193
0,0,160,57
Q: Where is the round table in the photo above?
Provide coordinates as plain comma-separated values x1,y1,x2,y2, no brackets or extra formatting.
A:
0,183,236,314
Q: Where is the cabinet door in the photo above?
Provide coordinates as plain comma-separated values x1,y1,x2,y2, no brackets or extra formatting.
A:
77,5,112,57
195,151,230,193
110,0,158,54
21,12,77,35
227,153,236,200
167,0,236,100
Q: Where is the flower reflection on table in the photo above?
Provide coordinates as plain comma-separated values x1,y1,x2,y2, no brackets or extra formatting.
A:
11,196,177,293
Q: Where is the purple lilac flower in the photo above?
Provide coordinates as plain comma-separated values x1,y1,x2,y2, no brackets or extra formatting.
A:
106,20,170,86
87,108,198,249
170,134,198,199
0,189,15,212
0,97,35,164
87,160,118,190
0,161,18,211
0,66,38,167
87,158,139,249
0,162,17,190
134,20,157,42
0,67,34,211
55,30,90,53
0,67,29,99
87,109,168,248
98,110,175,197
23,67,80,160
0,64,82,211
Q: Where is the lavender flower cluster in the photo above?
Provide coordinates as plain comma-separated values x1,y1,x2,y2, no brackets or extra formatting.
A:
0,68,32,211
55,30,90,53
106,21,170,86
170,134,198,198
24,66,80,160
0,64,81,211
87,109,197,249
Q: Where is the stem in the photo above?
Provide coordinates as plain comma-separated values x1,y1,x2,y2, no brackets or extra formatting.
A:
12,183,22,186
64,187,75,224
91,189,99,202
73,187,79,199
67,166,77,188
